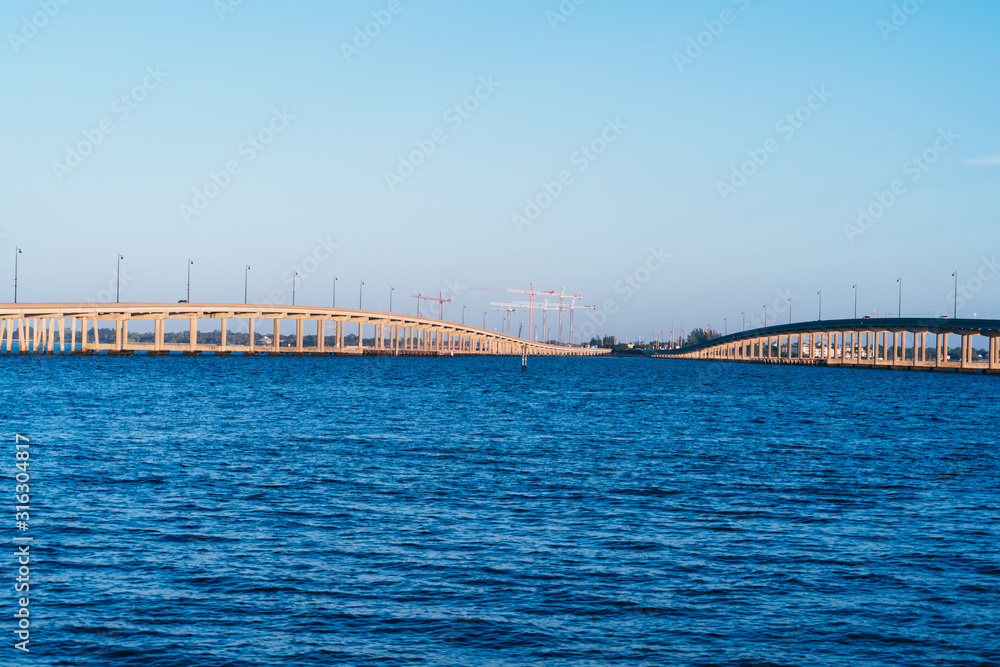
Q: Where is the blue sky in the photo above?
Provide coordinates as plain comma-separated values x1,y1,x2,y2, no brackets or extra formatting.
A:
1,0,997,341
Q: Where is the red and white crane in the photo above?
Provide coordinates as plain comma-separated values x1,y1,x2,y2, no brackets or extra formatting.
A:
473,283,555,342
411,292,451,320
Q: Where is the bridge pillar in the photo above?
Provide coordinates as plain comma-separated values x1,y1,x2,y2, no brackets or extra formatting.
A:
221,318,228,352
154,318,164,352
273,318,280,353
189,318,198,353
249,318,256,353
296,319,304,352
317,320,325,353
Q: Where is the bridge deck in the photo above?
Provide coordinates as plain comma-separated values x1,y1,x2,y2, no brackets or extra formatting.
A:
0,303,608,357
654,317,1000,373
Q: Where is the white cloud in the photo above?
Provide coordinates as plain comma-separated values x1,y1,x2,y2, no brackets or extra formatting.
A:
965,155,1000,166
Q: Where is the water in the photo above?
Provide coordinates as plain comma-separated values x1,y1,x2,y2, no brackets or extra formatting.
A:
1,356,997,666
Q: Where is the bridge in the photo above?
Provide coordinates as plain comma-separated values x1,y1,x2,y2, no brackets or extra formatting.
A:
0,303,608,357
654,317,1000,373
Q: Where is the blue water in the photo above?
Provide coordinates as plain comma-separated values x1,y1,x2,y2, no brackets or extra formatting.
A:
2,356,998,666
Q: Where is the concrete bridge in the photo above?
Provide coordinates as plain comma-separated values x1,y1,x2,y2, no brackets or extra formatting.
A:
654,317,1000,373
0,303,608,357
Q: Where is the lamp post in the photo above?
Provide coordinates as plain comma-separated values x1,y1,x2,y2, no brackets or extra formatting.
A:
853,283,858,319
332,276,337,308
187,259,194,302
742,311,745,332
483,311,487,329
724,318,727,335
116,254,124,303
13,247,22,303
359,280,364,309
763,305,766,328
244,265,250,304
389,286,394,313
789,298,792,324
462,305,466,325
292,272,298,305
952,271,958,318
817,290,822,321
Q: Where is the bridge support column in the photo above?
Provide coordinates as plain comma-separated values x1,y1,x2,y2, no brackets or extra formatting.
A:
296,319,304,352
273,318,280,353
249,319,256,353
155,318,164,352
116,320,123,353
317,320,325,353
189,318,198,353
221,317,228,353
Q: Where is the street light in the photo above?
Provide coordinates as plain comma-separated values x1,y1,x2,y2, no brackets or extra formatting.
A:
462,305,466,325
763,305,766,328
742,311,745,332
724,318,727,335
483,311,487,329
292,271,298,305
13,247,22,303
788,298,792,324
853,283,858,319
187,259,194,302
359,280,364,309
244,265,251,304
332,276,337,308
952,271,958,318
389,286,394,313
116,254,124,303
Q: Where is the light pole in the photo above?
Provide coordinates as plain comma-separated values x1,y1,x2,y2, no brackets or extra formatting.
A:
763,305,766,328
244,265,251,304
389,286,394,313
724,318,727,335
359,280,364,309
742,311,745,332
952,271,958,318
292,272,298,305
13,247,22,303
116,253,124,303
817,290,822,321
462,305,466,325
788,298,792,324
483,311,487,329
897,277,902,318
187,259,194,302
332,276,337,308
853,283,858,319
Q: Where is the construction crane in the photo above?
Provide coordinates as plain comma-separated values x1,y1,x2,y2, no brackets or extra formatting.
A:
411,292,451,320
506,298,596,345
473,284,555,342
489,303,517,335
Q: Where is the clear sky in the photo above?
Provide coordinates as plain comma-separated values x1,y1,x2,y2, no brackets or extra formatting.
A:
1,0,998,342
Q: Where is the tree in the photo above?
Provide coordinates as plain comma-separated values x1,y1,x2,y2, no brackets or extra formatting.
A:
685,328,721,346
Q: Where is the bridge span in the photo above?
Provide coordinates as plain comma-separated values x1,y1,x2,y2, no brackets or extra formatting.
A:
0,303,608,357
654,318,1000,373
